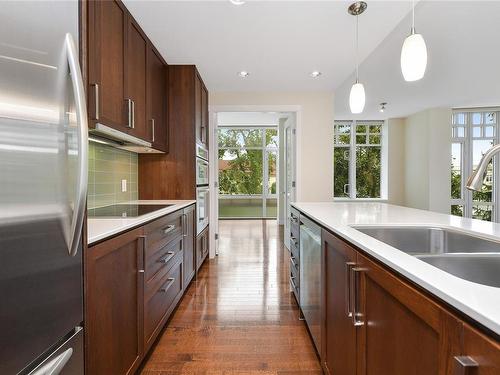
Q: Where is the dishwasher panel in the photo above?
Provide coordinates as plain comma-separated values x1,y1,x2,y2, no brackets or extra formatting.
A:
299,215,322,353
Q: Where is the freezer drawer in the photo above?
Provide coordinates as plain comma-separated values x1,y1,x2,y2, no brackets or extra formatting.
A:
28,327,83,375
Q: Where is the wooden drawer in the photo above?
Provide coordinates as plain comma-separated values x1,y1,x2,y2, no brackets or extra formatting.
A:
144,210,183,255
145,235,183,282
144,257,183,350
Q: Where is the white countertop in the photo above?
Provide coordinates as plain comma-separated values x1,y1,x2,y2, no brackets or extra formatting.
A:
87,200,195,245
291,201,500,335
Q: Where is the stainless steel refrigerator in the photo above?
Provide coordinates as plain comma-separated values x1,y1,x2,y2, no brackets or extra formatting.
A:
0,1,87,374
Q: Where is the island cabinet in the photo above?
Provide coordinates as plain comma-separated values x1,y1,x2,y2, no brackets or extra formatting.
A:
462,324,500,375
322,229,463,375
85,205,195,375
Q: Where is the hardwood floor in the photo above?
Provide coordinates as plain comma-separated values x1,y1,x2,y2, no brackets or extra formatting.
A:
140,220,322,374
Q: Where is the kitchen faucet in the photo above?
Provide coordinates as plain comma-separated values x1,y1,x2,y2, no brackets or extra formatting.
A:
466,143,500,191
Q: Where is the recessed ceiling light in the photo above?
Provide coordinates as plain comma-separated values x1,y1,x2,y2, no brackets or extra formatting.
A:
310,71,322,78
238,71,250,78
230,0,245,5
379,102,387,113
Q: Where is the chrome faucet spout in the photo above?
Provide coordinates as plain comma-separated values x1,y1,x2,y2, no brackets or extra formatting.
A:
466,143,500,191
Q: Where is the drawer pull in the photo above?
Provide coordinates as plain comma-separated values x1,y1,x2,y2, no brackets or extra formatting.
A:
290,236,298,247
158,251,175,264
290,276,298,291
453,356,478,375
159,277,175,293
290,256,299,270
163,224,176,234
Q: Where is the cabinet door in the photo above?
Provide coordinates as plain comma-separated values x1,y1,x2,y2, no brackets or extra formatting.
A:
196,226,209,271
88,0,128,131
356,252,462,375
460,324,500,375
85,228,144,375
322,229,357,375
194,74,202,145
125,17,148,140
183,205,196,285
201,84,209,149
147,45,168,152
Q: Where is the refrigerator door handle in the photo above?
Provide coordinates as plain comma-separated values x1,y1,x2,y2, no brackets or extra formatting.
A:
65,33,88,257
31,348,73,375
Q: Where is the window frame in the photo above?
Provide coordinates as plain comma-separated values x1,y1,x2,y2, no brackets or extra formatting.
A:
333,120,387,200
451,108,500,222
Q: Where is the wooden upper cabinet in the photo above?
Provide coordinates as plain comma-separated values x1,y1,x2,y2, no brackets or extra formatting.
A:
356,252,462,375
461,324,500,375
85,228,144,375
125,18,148,140
147,45,168,152
194,72,209,149
322,229,357,375
88,0,128,131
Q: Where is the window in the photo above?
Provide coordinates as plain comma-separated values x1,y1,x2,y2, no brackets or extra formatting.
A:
218,127,278,218
451,109,499,221
334,120,385,199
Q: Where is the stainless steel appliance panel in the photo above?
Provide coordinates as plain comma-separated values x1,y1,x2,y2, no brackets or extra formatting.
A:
196,186,210,234
196,157,209,186
299,215,322,353
0,1,86,373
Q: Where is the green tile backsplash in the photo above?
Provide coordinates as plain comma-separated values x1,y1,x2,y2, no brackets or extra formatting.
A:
88,142,138,209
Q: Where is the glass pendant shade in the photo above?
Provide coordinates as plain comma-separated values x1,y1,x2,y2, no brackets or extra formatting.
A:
401,32,427,82
349,81,365,114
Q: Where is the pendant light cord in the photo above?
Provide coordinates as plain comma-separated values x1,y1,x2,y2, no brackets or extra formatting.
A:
355,14,359,82
411,0,415,34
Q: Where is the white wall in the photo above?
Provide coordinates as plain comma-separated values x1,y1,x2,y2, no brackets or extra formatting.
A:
386,118,405,206
210,92,335,202
400,107,451,213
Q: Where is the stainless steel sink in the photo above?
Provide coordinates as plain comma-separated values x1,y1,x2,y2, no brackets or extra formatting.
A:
352,226,500,288
353,226,500,255
416,254,500,288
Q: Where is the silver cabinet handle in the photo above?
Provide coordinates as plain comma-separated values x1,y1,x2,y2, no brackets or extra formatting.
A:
290,235,298,247
291,214,299,224
290,275,298,291
158,251,175,264
290,256,299,270
345,262,356,317
127,99,135,128
159,277,175,293
32,347,73,375
65,33,88,257
453,356,479,375
93,83,99,120
131,100,135,129
351,267,365,327
151,118,155,142
182,213,187,237
163,224,175,234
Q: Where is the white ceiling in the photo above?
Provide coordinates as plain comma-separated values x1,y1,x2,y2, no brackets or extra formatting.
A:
334,1,500,119
123,0,413,92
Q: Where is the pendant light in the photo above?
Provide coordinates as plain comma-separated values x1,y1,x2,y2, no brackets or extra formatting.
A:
401,0,427,81
348,2,367,114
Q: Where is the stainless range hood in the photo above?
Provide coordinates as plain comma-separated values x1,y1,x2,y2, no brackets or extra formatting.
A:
89,123,164,154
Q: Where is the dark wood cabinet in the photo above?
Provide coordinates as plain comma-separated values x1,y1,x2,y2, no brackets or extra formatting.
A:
139,65,209,200
196,225,209,272
85,227,144,375
195,72,209,149
356,252,462,375
88,0,128,131
125,18,148,140
322,229,357,375
461,324,500,375
321,229,462,375
88,0,169,152
183,205,196,286
147,45,168,152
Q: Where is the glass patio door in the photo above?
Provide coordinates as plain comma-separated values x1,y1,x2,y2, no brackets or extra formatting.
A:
218,127,278,219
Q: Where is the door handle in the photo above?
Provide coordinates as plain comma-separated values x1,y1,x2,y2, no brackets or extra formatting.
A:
345,262,356,317
453,356,479,375
351,267,366,327
31,348,73,375
163,224,176,234
151,118,155,142
93,83,99,120
159,277,175,293
65,33,88,257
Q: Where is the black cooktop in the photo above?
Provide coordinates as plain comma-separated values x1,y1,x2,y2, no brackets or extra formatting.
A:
88,204,172,218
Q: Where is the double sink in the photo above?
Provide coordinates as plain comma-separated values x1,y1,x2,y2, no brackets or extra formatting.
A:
353,226,500,288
